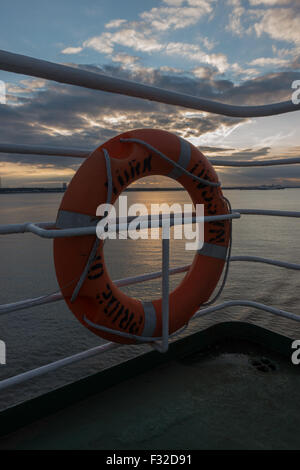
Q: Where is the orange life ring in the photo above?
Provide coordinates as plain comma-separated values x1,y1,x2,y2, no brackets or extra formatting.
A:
54,129,230,344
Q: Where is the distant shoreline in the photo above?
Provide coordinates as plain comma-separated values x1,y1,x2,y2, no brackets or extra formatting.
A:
0,185,299,194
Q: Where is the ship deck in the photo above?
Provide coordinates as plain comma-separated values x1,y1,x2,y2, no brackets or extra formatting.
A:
0,322,299,450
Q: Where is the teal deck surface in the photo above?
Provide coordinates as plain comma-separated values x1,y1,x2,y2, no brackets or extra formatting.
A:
0,322,299,450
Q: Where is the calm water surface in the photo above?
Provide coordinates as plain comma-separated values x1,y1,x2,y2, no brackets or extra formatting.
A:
0,189,299,409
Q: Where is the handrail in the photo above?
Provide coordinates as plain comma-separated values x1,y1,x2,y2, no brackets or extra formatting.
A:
1,209,300,238
230,255,300,270
1,254,299,316
209,158,300,167
236,209,300,218
0,264,191,315
0,143,90,158
1,142,300,168
195,300,300,323
1,49,300,118
0,212,240,238
0,342,121,392
0,297,299,391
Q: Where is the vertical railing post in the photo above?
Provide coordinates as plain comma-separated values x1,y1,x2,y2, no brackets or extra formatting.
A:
153,222,170,353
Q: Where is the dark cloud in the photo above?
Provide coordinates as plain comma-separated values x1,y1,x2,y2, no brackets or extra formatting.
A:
220,163,300,187
0,64,245,168
228,147,271,159
197,145,235,153
220,71,300,105
202,145,300,186
198,146,271,159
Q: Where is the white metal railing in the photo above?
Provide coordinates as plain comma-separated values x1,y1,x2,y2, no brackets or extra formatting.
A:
0,143,90,158
1,50,300,117
0,208,299,346
1,142,300,168
0,49,300,391
0,212,239,237
1,209,300,239
0,297,298,392
1,253,300,316
1,251,300,316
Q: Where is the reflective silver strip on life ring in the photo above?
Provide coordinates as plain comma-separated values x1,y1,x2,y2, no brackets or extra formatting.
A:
168,137,191,180
141,301,157,337
197,242,228,260
56,209,97,229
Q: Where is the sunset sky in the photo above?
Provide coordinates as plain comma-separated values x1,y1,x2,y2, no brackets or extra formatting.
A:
0,0,299,187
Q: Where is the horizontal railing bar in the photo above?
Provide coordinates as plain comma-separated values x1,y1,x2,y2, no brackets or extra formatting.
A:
222,187,295,190
0,342,121,392
0,143,90,158
209,158,300,167
0,292,62,314
1,209,300,238
0,264,191,315
0,213,240,238
1,143,300,169
1,254,300,316
0,221,53,235
230,255,300,270
194,300,300,322
236,209,300,217
0,187,298,194
1,50,299,118
0,296,299,391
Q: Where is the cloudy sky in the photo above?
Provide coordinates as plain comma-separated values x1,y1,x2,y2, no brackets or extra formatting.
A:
0,0,299,187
